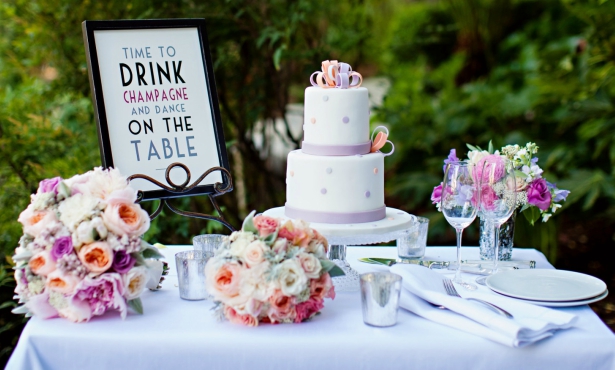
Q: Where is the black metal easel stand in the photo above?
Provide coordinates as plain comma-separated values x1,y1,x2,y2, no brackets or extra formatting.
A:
127,162,236,232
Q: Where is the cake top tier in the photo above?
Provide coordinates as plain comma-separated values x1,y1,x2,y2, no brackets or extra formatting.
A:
310,60,363,90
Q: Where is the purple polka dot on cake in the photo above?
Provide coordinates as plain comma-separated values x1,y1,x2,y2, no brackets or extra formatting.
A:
326,167,332,174
320,188,327,194
342,116,349,124
365,191,371,198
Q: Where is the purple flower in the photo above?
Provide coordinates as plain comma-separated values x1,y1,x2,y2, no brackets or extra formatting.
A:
527,179,552,211
112,250,136,274
73,273,127,319
431,183,443,204
546,181,570,202
38,177,62,194
443,149,459,172
51,236,73,261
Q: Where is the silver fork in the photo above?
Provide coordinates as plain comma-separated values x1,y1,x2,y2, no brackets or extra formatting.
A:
443,278,514,319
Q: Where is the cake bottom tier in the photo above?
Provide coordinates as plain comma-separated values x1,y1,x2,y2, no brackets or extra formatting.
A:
285,150,386,224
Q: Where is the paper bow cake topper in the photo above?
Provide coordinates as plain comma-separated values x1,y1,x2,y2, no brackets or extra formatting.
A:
371,126,395,156
310,60,363,89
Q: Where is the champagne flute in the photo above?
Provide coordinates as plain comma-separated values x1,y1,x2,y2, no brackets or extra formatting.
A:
475,157,517,285
441,161,479,290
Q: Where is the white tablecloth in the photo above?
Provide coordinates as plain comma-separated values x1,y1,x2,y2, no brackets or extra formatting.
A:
7,246,615,370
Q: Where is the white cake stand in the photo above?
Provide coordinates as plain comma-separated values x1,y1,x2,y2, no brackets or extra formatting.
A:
263,207,418,291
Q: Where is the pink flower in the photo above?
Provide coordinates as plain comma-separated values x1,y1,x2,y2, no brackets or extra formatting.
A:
527,178,552,211
58,297,93,323
102,198,150,238
253,215,279,237
78,241,113,274
294,297,324,323
474,154,505,185
46,270,80,294
278,221,310,247
205,262,242,299
224,306,258,327
431,183,443,205
29,250,57,276
25,292,59,319
267,289,296,322
38,177,62,194
479,185,499,212
18,205,57,238
310,272,335,300
72,273,127,319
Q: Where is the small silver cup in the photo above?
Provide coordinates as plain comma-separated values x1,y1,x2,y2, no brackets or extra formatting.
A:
175,250,212,300
193,234,225,254
397,216,429,259
360,272,403,327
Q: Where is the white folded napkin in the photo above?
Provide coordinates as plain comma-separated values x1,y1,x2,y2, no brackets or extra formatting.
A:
390,264,578,347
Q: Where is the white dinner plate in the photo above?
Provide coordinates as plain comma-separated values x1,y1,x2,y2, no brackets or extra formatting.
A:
486,269,607,302
497,290,609,307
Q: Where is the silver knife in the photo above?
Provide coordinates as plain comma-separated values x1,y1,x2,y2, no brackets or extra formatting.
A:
359,258,536,275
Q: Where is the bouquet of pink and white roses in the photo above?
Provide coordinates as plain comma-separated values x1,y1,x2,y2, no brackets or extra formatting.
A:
431,142,570,224
12,167,165,323
205,212,343,326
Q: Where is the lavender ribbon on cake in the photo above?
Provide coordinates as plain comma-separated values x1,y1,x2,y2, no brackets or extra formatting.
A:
310,60,363,89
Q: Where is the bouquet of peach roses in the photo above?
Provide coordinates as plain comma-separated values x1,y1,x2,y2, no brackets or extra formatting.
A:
12,167,165,323
205,212,343,326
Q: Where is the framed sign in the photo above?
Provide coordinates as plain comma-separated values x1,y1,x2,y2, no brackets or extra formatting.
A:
82,19,231,200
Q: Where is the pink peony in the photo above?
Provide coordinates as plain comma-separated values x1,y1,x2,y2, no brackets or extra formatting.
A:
253,215,279,237
205,262,242,299
294,297,325,323
474,155,505,185
102,199,150,238
29,250,57,276
310,273,335,300
18,205,57,238
25,292,59,319
224,306,258,327
78,241,113,274
72,273,127,319
479,185,499,212
46,270,81,294
38,177,62,194
59,297,93,323
527,178,552,211
431,183,443,205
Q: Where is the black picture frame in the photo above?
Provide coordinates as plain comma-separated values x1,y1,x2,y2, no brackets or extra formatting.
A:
82,19,231,200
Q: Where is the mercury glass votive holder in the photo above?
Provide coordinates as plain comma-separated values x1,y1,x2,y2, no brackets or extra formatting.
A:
175,250,212,301
193,234,225,254
397,216,429,259
360,272,403,327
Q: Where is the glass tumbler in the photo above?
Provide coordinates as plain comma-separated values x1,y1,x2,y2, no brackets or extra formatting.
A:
397,216,429,259
193,234,225,254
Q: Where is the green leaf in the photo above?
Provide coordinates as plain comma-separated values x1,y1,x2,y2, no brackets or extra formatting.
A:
131,252,146,266
261,229,279,246
466,144,479,151
242,210,258,233
488,140,494,154
273,47,284,71
327,265,345,277
319,259,336,272
142,247,164,260
128,298,144,315
523,206,540,226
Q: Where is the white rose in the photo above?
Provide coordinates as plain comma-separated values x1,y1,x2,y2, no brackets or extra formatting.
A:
297,252,322,279
275,259,308,296
229,232,256,257
239,261,271,302
243,240,266,266
75,221,95,248
123,266,149,300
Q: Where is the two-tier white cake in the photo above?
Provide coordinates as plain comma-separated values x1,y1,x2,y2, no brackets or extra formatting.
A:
285,62,392,224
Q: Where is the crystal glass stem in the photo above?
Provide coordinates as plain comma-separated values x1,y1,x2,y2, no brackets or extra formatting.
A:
493,222,500,273
328,244,360,291
454,228,463,284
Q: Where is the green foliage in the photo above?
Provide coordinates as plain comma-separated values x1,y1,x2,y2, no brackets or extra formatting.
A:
374,0,615,257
